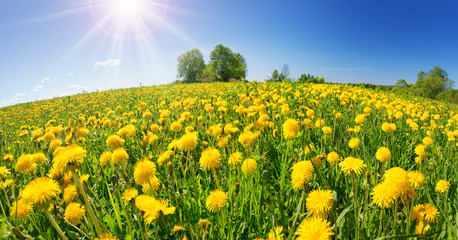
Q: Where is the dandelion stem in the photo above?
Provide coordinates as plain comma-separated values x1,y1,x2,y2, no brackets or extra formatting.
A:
291,189,306,232
351,174,359,240
45,208,69,240
71,169,104,236
393,199,398,235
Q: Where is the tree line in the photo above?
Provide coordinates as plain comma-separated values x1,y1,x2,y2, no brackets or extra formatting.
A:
177,44,247,83
265,64,325,83
394,66,456,104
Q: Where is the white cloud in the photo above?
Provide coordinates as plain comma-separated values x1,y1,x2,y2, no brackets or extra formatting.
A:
70,84,86,91
41,77,50,84
94,58,121,69
14,93,27,99
33,85,44,92
68,72,73,76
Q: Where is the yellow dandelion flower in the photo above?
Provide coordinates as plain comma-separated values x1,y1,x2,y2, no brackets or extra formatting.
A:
1,179,13,189
206,189,227,212
49,139,63,150
241,158,257,175
64,202,85,225
339,157,366,176
79,174,89,184
167,139,179,150
21,177,60,205
383,167,410,197
295,217,334,240
217,136,228,148
99,151,112,167
63,184,78,203
411,204,425,222
142,176,161,194
172,225,185,233
2,153,14,161
315,119,325,128
122,188,138,202
326,152,340,164
371,182,397,208
94,233,119,240
435,180,450,193
283,118,300,140
291,161,314,190
135,194,155,212
228,152,243,166
31,152,47,164
407,171,424,188
348,138,361,149
422,136,433,146
177,132,198,152
321,126,332,135
111,148,129,165
415,221,430,235
15,154,37,175
43,132,56,141
144,199,175,224
401,184,417,202
76,127,89,139
52,145,86,172
423,203,439,223
355,114,366,124
117,124,136,138
311,155,322,168
267,226,283,240
382,122,396,133
304,143,315,155
134,158,157,185
198,218,210,229
414,144,428,158
375,147,391,162
306,189,334,217
106,135,125,149
0,167,10,178
10,200,32,221
199,147,221,171
238,131,254,148
170,122,182,132
157,150,174,166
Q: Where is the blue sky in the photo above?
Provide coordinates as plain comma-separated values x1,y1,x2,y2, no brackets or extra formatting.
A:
1,0,458,107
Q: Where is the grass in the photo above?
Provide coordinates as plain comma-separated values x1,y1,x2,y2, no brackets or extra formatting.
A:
0,81,456,239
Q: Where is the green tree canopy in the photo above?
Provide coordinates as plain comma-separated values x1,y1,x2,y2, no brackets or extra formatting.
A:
208,44,247,82
416,66,455,99
177,48,205,82
396,79,407,87
271,70,279,81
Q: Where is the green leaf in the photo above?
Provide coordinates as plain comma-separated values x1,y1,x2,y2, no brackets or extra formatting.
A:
104,214,117,232
336,205,352,228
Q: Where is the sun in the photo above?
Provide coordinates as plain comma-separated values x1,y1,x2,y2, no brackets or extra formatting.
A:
112,0,144,17
88,0,169,40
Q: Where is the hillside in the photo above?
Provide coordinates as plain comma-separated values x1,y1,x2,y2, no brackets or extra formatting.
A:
0,82,457,239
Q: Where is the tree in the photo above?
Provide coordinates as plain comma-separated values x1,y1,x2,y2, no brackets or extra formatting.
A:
208,44,246,82
281,64,290,79
278,72,285,81
396,79,407,87
177,48,205,82
271,70,279,82
416,66,455,99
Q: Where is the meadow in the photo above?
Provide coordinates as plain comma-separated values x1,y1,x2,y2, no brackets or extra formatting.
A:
0,81,456,239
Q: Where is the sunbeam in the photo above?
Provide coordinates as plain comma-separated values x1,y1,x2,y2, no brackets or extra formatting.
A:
88,0,169,40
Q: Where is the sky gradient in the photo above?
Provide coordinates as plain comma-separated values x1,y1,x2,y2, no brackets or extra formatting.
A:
1,0,458,107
